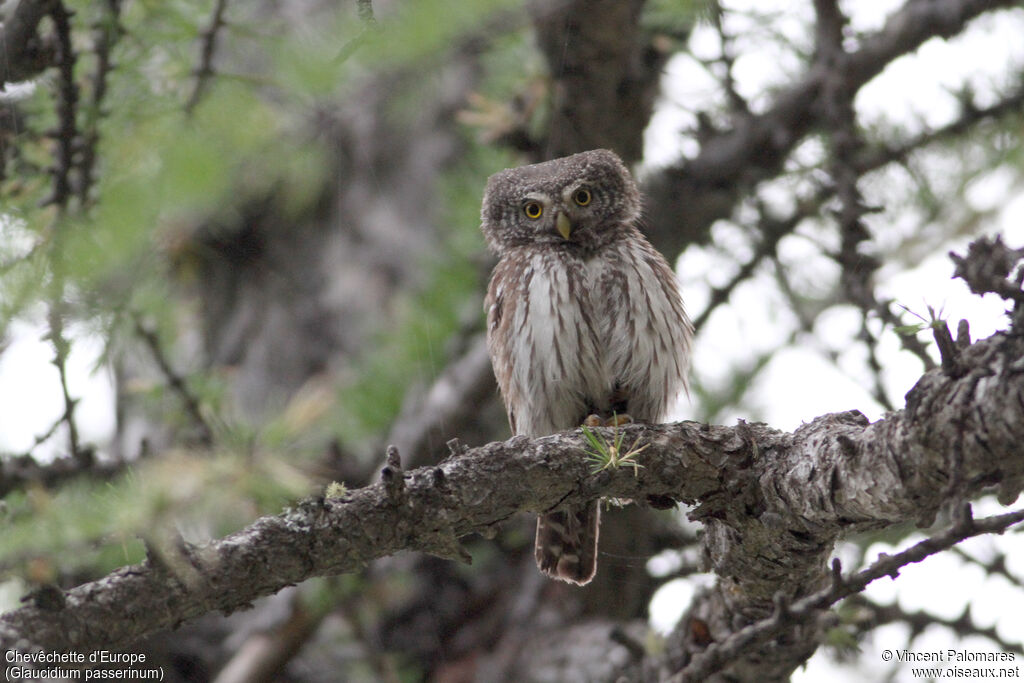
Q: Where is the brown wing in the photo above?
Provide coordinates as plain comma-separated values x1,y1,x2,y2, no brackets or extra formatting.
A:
484,254,528,435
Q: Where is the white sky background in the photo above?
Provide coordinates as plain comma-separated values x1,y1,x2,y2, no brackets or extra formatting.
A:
1,0,1023,678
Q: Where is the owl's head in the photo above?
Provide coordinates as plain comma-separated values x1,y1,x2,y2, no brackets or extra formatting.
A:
480,149,641,253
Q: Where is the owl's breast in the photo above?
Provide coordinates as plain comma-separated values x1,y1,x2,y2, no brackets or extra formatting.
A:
486,240,690,435
489,250,610,435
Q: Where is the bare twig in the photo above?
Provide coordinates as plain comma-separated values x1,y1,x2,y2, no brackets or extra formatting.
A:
335,0,381,64
858,310,897,412
43,0,78,212
852,81,1024,176
844,593,1024,658
132,316,214,446
45,303,84,464
184,0,229,114
645,0,1020,254
708,1,750,117
690,192,830,333
951,546,1024,590
0,448,139,498
355,0,377,27
76,0,123,207
688,76,1024,344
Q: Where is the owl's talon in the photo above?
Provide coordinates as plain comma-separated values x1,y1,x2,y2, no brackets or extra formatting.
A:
583,414,604,428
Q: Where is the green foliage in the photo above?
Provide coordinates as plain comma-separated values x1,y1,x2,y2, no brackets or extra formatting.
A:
893,302,947,337
359,0,520,69
642,0,707,36
582,419,648,476
0,0,546,614
1,0,531,587
0,451,311,586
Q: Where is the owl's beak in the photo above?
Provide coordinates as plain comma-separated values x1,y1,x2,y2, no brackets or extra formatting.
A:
556,212,572,240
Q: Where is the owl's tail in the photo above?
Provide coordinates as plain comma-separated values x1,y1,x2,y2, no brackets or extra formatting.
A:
534,502,600,585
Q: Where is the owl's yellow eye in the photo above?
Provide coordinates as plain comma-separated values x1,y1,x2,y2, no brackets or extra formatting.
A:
524,201,543,219
573,188,592,206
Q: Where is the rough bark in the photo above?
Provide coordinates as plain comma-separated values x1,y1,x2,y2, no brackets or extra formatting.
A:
529,0,667,164
3,302,1023,678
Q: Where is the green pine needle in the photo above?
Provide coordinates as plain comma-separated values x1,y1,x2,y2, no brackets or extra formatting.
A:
581,416,647,477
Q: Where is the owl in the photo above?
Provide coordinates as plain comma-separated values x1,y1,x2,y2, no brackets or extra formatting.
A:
480,149,693,585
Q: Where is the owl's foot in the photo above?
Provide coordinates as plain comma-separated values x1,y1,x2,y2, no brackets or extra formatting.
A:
581,413,633,428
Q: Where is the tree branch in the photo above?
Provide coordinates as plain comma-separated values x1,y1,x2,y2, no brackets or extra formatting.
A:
529,0,667,163
844,593,1024,659
76,0,123,208
42,0,77,212
0,449,132,499
672,506,1024,682
132,315,215,447
0,0,57,85
184,0,229,114
643,0,1020,256
3,254,1024,668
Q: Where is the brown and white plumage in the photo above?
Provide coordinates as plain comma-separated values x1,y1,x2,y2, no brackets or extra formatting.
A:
481,149,692,585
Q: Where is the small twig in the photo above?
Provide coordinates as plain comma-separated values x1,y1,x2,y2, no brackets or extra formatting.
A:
708,1,750,117
955,319,971,351
184,0,229,114
335,0,381,64
355,0,377,26
691,194,826,334
932,319,962,377
132,316,214,446
874,301,938,372
852,80,1024,176
18,414,68,457
76,0,123,207
46,303,84,464
844,593,1024,657
381,445,405,503
951,546,1024,590
43,0,79,212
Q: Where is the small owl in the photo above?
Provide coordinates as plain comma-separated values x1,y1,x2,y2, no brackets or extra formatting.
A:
480,149,693,585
